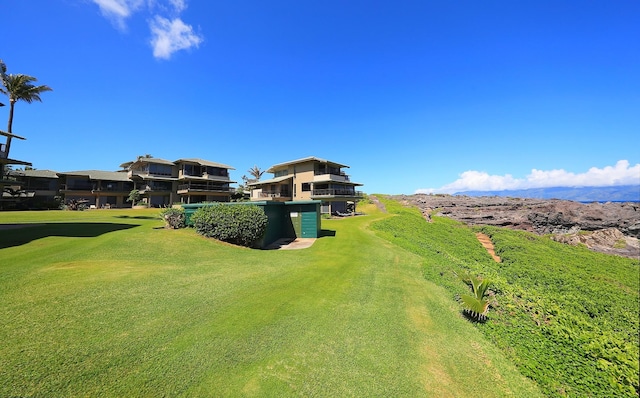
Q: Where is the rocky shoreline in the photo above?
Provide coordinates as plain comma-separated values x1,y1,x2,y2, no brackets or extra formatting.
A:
389,194,640,259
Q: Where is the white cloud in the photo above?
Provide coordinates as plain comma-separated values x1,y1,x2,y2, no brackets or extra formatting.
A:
169,0,187,13
91,0,144,30
90,0,202,58
416,160,640,194
149,16,203,59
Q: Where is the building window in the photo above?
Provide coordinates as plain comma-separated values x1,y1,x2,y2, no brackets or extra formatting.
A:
302,183,311,192
274,169,288,178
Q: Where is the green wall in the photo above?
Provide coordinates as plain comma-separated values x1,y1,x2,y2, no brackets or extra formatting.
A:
182,200,321,248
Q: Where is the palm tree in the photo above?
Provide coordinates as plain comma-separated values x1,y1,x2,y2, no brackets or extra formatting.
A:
247,165,264,182
0,59,52,154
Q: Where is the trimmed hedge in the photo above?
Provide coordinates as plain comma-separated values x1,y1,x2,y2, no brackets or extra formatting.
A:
191,204,268,247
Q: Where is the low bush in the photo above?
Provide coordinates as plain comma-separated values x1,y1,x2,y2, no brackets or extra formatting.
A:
159,207,185,229
191,204,268,247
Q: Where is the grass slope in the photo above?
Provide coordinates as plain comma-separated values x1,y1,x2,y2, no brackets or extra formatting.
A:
0,207,540,397
371,197,639,397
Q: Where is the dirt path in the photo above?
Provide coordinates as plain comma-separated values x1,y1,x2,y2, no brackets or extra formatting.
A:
369,195,387,213
476,233,501,263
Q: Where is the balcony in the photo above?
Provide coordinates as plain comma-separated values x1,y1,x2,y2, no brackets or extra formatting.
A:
313,172,350,183
311,189,364,198
177,182,231,194
60,183,93,191
253,191,292,201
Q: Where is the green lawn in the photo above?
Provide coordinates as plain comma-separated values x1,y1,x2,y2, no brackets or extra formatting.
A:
372,198,639,398
0,206,541,397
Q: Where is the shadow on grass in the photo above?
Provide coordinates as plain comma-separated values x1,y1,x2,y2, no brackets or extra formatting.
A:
320,229,336,238
114,215,158,220
0,223,139,249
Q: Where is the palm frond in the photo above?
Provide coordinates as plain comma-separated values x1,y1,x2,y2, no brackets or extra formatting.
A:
3,74,52,103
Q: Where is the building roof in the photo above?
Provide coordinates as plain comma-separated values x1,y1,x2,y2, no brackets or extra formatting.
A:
119,157,175,169
0,158,32,166
174,158,235,170
57,170,131,181
10,169,59,179
248,175,293,186
267,156,349,172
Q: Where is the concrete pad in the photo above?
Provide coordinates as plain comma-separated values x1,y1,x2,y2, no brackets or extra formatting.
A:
265,238,316,250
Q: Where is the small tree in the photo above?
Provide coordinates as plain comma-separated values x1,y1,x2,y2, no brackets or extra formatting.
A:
127,189,141,206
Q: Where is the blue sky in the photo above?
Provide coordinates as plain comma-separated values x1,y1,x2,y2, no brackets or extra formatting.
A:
2,0,639,194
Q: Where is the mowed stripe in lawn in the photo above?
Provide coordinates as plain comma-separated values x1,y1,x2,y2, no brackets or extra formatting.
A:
0,209,541,397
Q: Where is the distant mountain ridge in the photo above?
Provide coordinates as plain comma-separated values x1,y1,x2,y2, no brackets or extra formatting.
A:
455,185,640,202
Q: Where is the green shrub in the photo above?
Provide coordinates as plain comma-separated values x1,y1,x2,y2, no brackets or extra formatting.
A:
191,204,268,247
159,207,185,229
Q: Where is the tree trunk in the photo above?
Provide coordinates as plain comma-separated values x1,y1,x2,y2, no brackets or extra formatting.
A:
4,100,15,155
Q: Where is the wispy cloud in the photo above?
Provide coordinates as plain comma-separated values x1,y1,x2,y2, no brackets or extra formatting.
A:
416,160,640,194
150,16,203,59
90,0,203,59
91,0,144,30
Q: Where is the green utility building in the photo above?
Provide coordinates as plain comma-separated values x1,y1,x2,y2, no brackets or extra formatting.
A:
182,200,321,249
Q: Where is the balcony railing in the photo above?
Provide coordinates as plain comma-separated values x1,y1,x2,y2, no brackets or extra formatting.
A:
257,191,291,198
60,183,93,191
313,171,350,182
312,189,364,198
177,183,231,193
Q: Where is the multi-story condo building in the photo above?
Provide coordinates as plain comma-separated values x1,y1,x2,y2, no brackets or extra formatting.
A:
248,156,363,214
120,157,235,206
58,170,133,208
4,169,59,208
2,157,235,209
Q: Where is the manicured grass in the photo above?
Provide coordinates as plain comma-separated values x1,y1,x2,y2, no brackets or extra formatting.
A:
372,198,639,397
0,207,541,397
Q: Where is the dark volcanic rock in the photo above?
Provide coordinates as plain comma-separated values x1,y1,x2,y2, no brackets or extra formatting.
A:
390,194,640,258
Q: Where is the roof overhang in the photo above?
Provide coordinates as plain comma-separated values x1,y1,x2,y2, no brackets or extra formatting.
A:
0,158,32,166
267,156,349,172
0,130,26,140
130,175,177,182
248,175,293,186
175,158,235,170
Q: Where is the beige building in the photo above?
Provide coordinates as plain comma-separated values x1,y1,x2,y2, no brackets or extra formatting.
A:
120,157,236,206
248,156,363,214
58,170,133,208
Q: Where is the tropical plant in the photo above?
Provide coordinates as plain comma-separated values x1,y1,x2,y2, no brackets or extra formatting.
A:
456,272,492,321
0,59,52,154
127,189,141,206
159,207,185,229
247,165,264,181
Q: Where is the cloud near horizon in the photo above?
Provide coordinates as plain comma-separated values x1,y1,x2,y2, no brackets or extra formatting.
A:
416,160,640,195
91,0,203,59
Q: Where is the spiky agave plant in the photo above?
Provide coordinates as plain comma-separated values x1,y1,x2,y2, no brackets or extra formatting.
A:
457,272,492,321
